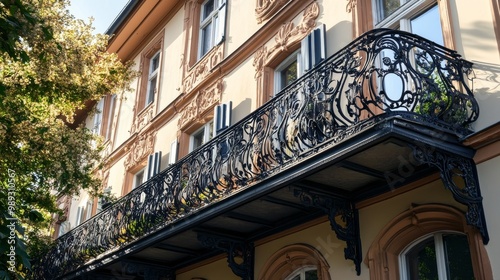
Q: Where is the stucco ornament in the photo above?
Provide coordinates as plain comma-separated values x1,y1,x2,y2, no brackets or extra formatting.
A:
255,0,292,23
178,79,223,129
124,130,157,170
253,1,320,78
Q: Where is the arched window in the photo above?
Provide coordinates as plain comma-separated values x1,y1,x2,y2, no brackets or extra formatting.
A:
399,232,474,280
285,266,318,280
258,244,331,280
365,204,493,280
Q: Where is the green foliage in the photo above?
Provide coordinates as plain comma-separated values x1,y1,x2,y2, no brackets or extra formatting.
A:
0,0,136,278
416,75,469,126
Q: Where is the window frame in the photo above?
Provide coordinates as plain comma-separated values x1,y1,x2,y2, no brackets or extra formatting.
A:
133,168,146,189
285,265,318,280
365,204,493,280
197,0,227,60
136,32,164,116
274,49,303,94
189,120,214,152
371,0,455,49
399,231,473,280
145,51,161,107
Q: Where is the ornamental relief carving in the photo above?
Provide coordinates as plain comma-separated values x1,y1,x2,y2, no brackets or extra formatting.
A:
182,44,224,94
130,105,155,134
178,79,223,130
255,0,292,23
253,1,320,77
124,130,157,171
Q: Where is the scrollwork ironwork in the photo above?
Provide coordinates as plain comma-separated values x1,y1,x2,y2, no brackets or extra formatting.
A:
410,144,489,244
32,29,480,279
294,187,362,275
198,233,254,280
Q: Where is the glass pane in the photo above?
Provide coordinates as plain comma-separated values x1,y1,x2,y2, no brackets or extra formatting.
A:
192,129,204,150
202,0,215,20
305,269,318,280
410,5,443,44
280,59,298,89
406,237,439,280
379,0,402,21
443,234,474,279
147,76,156,105
201,22,212,56
150,54,160,72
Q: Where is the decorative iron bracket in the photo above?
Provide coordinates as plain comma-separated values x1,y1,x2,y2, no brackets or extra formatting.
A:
411,144,490,244
197,232,254,280
293,187,362,275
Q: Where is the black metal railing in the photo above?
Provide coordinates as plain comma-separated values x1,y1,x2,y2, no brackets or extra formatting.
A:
32,29,478,278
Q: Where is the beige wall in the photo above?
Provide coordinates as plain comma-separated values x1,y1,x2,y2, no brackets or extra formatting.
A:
452,0,500,132
176,257,239,280
477,155,500,279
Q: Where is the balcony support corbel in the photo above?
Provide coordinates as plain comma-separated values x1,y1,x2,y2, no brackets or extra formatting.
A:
293,187,362,275
410,144,490,244
197,233,254,280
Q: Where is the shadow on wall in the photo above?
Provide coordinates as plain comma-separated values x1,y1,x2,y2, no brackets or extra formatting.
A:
232,98,252,124
470,60,500,131
455,20,499,58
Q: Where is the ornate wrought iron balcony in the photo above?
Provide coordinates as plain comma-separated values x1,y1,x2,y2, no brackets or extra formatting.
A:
33,29,481,279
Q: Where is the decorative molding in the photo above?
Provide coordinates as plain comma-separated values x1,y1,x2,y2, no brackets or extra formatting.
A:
178,79,223,130
131,104,155,134
258,244,331,280
253,1,320,77
346,0,357,13
255,0,291,23
124,130,157,171
365,204,493,280
183,43,224,94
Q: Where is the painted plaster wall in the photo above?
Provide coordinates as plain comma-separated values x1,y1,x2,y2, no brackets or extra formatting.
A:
452,0,500,132
223,56,258,119
113,57,141,148
224,0,259,56
157,10,184,112
477,155,500,279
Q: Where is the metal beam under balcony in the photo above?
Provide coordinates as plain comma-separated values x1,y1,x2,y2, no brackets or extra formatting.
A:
32,29,488,280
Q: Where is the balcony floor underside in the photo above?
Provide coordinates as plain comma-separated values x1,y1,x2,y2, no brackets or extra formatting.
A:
68,115,487,279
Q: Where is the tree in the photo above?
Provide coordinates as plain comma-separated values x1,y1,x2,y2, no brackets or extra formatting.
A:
0,0,135,278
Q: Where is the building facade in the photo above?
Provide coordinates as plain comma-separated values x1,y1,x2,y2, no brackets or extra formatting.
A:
38,0,500,279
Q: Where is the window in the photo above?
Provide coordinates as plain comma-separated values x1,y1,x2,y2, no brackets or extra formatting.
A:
400,232,474,280
275,50,302,93
92,95,116,140
274,24,326,94
137,33,164,114
133,169,146,189
93,98,104,135
366,204,493,279
190,121,214,151
374,0,443,42
145,51,160,108
259,244,331,280
198,0,227,59
286,266,318,280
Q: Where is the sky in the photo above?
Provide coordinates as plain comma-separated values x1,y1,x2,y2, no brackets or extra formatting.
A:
68,0,130,34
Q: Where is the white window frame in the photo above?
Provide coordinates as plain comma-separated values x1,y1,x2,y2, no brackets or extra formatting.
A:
399,231,471,280
189,121,214,152
198,0,226,59
274,50,303,94
285,265,318,280
145,51,161,108
92,98,104,135
133,168,146,189
373,0,437,30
